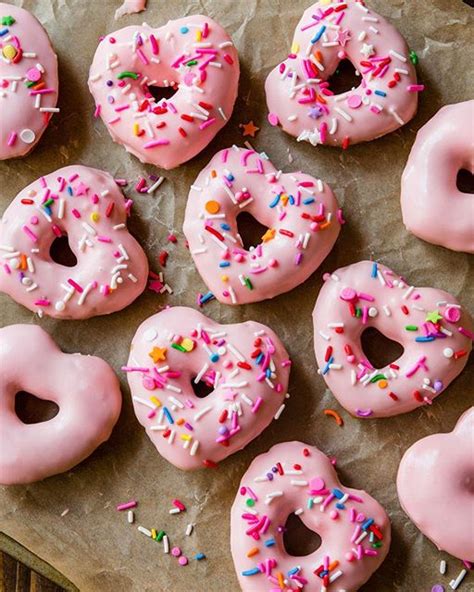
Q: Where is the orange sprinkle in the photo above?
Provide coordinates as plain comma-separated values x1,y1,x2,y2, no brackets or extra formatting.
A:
277,572,285,589
210,169,217,178
324,409,344,427
246,547,259,558
176,418,185,426
314,50,323,63
205,200,220,214
329,560,340,571
19,253,27,270
319,221,331,230
378,379,388,389
316,94,327,105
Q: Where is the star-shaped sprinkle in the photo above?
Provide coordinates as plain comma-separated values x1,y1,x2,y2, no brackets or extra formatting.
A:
308,106,324,119
240,121,260,138
426,310,443,324
1,16,15,26
75,182,89,196
360,43,375,58
337,28,351,47
149,346,167,363
148,279,163,294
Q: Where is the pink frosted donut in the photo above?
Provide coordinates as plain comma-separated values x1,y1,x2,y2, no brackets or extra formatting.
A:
231,441,391,591
0,165,148,319
401,101,474,253
397,407,474,561
265,0,419,148
88,16,239,170
0,3,59,160
312,261,473,418
0,324,122,485
183,146,342,305
125,306,291,470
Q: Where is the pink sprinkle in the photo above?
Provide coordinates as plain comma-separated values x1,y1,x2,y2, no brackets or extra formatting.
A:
116,500,137,511
22,225,38,242
407,84,425,92
136,48,149,65
173,499,186,511
268,113,279,126
67,278,83,293
7,132,17,146
251,397,263,413
199,117,216,130
97,236,112,243
94,104,101,118
150,34,159,55
459,326,474,340
34,299,51,306
144,139,170,148
72,208,81,218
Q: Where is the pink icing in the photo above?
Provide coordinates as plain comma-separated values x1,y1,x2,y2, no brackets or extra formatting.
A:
126,306,291,470
312,261,473,418
183,146,342,305
88,16,239,170
0,165,148,319
397,407,474,561
0,324,122,485
265,0,418,147
230,441,391,591
401,100,474,253
0,3,59,160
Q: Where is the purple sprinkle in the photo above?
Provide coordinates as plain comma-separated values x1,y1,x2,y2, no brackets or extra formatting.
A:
431,586,445,592
356,408,373,417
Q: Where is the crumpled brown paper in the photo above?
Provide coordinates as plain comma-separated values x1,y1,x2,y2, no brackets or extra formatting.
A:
0,1,473,591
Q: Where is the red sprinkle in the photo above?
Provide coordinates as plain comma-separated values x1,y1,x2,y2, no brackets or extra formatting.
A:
413,390,424,403
203,459,218,468
159,250,169,267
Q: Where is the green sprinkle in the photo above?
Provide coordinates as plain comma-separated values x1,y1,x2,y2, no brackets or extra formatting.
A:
117,71,139,80
25,80,36,88
405,325,418,331
186,60,198,67
171,343,187,352
246,499,255,507
307,498,314,509
157,530,165,542
355,308,362,318
44,198,54,208
1,16,15,26
244,277,253,290
409,50,418,65
372,541,383,548
369,373,387,383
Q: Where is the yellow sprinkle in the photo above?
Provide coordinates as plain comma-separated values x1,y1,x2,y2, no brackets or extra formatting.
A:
151,528,157,539
150,396,161,408
196,30,202,42
281,194,289,206
321,0,331,4
262,228,276,242
133,122,140,136
181,337,195,352
221,274,229,282
180,434,192,441
291,42,300,54
90,212,100,223
2,45,17,60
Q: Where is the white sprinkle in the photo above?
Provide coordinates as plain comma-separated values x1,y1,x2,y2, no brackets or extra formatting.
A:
390,107,405,125
128,510,134,524
274,404,285,420
334,107,353,122
163,534,169,553
132,396,156,410
440,560,447,575
389,49,407,63
194,405,212,421
39,107,60,113
450,569,467,590
190,440,199,456
138,526,152,537
291,480,308,487
186,523,194,536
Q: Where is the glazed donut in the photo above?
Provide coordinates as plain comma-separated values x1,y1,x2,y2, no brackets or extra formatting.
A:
0,3,59,159
183,146,342,305
401,101,474,253
397,407,474,561
125,306,290,470
0,165,148,319
265,0,419,148
88,15,239,170
231,441,391,591
312,261,473,418
0,324,122,485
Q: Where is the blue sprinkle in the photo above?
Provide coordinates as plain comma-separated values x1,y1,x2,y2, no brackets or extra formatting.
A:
415,336,435,342
220,223,231,230
374,90,387,97
67,186,74,196
311,25,326,43
264,538,275,547
180,26,189,34
336,502,345,510
163,407,174,425
256,352,264,365
322,356,334,375
226,173,234,182
200,291,215,304
219,261,230,268
269,194,281,208
242,568,260,576
288,194,295,205
210,352,219,363
265,368,271,378
195,553,206,561
288,567,300,576
0,28,9,37
371,262,378,278
363,518,374,530
303,197,315,205
332,488,344,499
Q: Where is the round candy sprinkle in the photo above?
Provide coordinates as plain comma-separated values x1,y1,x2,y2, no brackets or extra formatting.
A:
205,200,220,214
26,67,41,82
347,95,362,109
178,556,188,566
171,546,181,557
20,129,36,144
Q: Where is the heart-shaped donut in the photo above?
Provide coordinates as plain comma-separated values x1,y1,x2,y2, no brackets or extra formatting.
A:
88,15,239,170
397,407,474,561
0,3,59,160
125,306,291,470
312,261,473,418
0,324,122,485
231,441,391,591
265,0,418,148
183,146,342,305
0,165,149,319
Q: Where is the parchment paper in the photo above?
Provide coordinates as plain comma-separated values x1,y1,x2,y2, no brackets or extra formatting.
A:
0,1,473,591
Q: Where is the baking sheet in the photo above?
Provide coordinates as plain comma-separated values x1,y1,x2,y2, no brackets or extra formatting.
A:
0,0,473,590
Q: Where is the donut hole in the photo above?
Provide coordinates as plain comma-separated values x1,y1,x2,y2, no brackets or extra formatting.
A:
456,169,474,194
49,234,78,267
237,212,268,251
191,377,214,399
361,328,404,369
327,59,360,96
15,391,59,424
148,84,178,105
283,513,322,557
